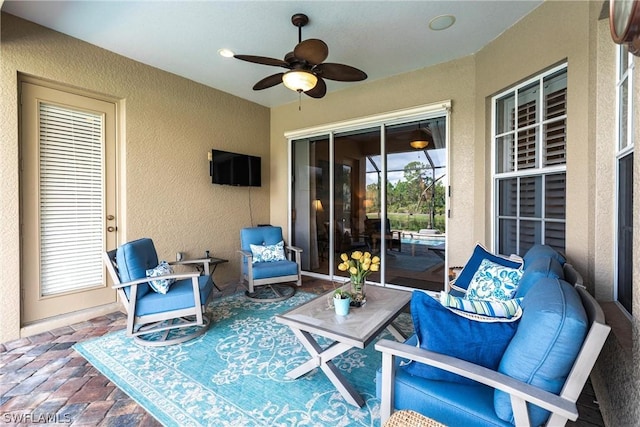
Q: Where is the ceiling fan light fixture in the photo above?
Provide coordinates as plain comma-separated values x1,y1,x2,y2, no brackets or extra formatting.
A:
282,70,318,92
218,48,235,58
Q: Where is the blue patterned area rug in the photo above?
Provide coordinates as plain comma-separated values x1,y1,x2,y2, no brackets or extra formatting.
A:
74,291,412,427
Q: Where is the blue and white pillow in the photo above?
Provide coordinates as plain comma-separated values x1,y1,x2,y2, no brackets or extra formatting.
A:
440,292,523,319
250,240,286,263
146,261,175,294
465,258,523,301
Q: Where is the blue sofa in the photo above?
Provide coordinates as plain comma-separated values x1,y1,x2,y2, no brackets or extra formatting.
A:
376,245,610,427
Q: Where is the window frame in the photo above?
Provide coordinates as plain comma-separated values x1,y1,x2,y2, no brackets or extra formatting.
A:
491,63,568,255
614,45,634,316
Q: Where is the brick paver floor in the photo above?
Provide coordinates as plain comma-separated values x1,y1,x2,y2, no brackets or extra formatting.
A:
0,277,604,426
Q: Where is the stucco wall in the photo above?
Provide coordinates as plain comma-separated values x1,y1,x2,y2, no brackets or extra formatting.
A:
0,12,270,342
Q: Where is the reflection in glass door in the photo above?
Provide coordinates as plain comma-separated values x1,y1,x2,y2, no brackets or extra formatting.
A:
290,112,448,292
333,128,381,281
382,119,447,291
291,136,330,276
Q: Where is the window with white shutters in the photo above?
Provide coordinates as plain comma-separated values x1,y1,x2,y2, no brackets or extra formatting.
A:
493,64,567,255
38,103,105,296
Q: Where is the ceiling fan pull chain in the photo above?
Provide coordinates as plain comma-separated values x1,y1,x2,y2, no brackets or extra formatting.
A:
298,92,302,111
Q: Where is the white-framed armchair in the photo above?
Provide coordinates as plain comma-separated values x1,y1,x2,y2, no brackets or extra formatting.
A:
104,238,215,346
238,226,302,302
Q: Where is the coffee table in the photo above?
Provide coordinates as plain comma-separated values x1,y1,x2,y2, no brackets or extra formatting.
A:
275,284,412,407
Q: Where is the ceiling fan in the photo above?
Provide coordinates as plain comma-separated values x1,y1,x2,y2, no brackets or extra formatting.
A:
234,13,367,98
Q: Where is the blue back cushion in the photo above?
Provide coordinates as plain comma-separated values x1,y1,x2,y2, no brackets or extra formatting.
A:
515,256,564,298
240,226,284,251
495,278,588,426
405,291,519,384
454,243,522,292
522,244,566,268
115,238,159,299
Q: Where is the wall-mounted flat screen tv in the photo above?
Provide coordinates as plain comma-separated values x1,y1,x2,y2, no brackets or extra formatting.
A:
210,149,261,187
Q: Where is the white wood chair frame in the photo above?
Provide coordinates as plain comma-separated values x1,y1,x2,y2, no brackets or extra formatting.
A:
104,249,215,346
375,284,610,426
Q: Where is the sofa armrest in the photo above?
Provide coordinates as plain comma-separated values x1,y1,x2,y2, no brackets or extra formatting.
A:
374,339,578,426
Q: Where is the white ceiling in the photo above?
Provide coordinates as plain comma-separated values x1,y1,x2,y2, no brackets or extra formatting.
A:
2,1,543,108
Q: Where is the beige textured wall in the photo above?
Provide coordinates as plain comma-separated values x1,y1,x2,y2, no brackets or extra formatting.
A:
0,13,270,342
591,9,640,426
270,56,477,268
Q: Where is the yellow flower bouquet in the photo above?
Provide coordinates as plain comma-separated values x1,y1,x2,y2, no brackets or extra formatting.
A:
337,251,380,302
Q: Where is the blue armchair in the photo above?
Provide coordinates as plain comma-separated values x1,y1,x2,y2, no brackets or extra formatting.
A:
103,238,215,346
239,226,302,301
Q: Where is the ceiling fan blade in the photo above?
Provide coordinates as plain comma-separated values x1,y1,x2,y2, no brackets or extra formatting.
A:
253,73,284,90
294,39,329,65
314,63,367,81
304,77,326,98
234,54,290,68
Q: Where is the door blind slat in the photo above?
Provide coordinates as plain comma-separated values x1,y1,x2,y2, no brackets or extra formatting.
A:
38,102,105,297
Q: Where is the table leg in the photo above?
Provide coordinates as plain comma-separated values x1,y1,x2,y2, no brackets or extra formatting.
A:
386,322,407,342
287,328,365,407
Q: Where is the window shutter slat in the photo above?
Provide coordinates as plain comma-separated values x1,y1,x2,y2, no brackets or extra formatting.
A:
38,102,105,296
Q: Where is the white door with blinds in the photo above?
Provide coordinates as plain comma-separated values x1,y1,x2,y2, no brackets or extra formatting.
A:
21,82,117,324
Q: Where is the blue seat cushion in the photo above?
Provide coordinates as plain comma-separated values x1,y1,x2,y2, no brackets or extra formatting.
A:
405,291,519,384
116,238,158,300
522,244,566,268
134,275,213,317
376,335,512,427
515,256,564,298
454,243,522,292
251,260,298,280
495,278,588,426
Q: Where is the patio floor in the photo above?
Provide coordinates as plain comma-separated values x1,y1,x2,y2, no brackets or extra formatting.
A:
0,277,605,426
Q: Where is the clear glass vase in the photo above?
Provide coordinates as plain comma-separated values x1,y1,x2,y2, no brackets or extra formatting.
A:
350,279,365,306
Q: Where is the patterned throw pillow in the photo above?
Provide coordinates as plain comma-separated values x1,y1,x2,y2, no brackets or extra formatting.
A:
465,258,523,301
440,292,523,319
249,240,286,264
145,261,176,294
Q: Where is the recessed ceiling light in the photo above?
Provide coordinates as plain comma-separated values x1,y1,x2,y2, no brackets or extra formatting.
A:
218,48,235,58
429,14,456,31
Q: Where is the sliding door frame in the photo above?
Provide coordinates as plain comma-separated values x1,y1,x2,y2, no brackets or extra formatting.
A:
286,101,451,288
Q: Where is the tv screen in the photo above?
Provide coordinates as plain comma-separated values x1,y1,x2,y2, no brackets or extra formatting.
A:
210,149,261,187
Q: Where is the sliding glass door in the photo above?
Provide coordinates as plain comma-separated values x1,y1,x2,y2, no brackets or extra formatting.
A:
289,106,449,291
291,135,330,275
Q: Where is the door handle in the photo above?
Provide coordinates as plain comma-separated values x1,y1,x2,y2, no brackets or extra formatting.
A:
107,226,117,232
